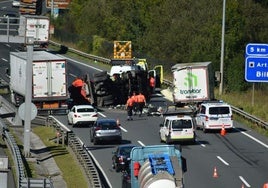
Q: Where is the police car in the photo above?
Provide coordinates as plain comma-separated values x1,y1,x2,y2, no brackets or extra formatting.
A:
195,101,233,133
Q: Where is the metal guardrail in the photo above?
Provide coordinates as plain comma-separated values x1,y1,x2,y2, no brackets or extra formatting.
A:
231,105,268,129
44,116,103,188
0,96,54,188
48,40,268,130
0,95,103,187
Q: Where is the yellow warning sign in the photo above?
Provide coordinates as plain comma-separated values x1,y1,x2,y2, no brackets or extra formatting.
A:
113,41,132,59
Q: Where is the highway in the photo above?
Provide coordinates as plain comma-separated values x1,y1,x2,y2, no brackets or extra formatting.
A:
1,41,268,188
55,54,268,188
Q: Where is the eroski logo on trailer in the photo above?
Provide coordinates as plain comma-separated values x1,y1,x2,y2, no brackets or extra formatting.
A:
180,72,201,94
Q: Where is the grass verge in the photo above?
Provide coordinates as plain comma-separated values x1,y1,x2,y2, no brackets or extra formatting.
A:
32,126,88,188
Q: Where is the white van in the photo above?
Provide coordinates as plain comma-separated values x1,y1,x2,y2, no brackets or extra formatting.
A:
195,101,233,133
159,115,196,144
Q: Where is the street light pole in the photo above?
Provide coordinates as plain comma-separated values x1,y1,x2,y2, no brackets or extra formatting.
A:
219,0,226,95
51,0,54,18
24,37,34,157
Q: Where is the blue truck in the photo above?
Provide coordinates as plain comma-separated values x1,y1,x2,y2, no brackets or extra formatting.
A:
124,145,185,188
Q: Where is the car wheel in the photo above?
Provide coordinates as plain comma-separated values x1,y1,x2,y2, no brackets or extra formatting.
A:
115,165,120,172
90,133,93,142
93,137,98,145
112,159,116,169
165,135,170,144
202,125,207,133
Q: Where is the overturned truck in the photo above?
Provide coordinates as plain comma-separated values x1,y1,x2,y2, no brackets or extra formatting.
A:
92,59,162,107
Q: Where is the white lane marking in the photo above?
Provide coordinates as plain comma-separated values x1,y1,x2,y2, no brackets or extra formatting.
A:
200,143,206,147
86,148,113,188
1,58,8,62
97,112,106,117
196,140,206,147
217,156,230,166
120,126,128,132
57,54,103,72
239,176,251,187
235,127,268,149
138,140,145,146
69,73,77,78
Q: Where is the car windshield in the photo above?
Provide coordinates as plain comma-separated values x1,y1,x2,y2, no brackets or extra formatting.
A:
172,119,192,129
77,108,94,113
209,107,230,115
100,121,117,129
120,146,134,156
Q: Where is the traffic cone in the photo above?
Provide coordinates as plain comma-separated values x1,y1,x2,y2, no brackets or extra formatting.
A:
116,118,120,126
220,124,226,136
213,166,218,178
263,183,268,188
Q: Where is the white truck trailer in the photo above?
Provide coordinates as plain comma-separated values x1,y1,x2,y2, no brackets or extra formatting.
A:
18,15,50,50
171,62,215,107
9,51,68,114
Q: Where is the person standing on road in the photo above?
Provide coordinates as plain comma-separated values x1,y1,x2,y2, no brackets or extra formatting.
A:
126,95,134,120
149,76,155,95
137,92,146,117
131,91,138,115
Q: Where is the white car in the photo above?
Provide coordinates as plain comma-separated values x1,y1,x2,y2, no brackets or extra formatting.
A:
12,0,20,7
159,115,196,144
195,101,233,133
67,105,98,126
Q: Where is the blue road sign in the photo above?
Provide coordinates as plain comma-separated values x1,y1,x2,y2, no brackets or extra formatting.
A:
246,43,268,56
245,56,268,82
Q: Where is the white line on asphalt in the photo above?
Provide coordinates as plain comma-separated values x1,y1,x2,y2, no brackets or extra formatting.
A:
1,58,7,62
120,126,128,132
97,112,106,117
239,176,251,187
236,128,268,149
69,73,77,78
217,156,230,166
57,54,103,72
196,140,206,147
138,140,145,146
86,148,113,188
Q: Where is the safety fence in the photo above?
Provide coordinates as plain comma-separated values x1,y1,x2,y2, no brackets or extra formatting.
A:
0,95,103,187
0,96,54,188
45,116,103,188
48,40,268,130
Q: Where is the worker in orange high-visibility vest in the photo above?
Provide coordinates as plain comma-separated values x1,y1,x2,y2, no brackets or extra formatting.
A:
136,92,146,117
131,91,138,115
126,95,134,120
149,76,155,95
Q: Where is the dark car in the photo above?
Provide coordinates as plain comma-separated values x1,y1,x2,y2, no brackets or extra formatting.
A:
112,144,136,172
90,118,122,145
